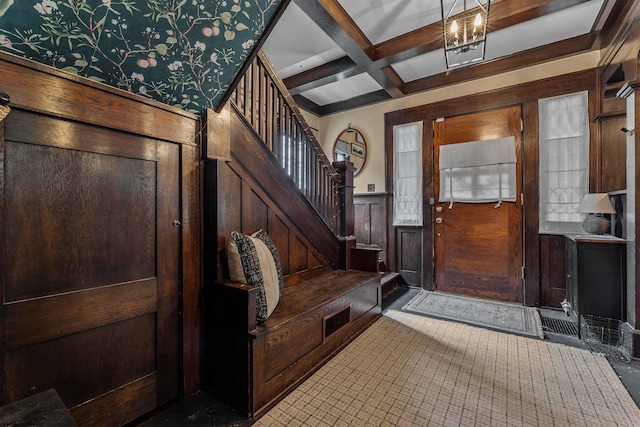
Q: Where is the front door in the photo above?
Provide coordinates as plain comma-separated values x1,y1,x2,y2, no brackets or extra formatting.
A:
433,106,523,302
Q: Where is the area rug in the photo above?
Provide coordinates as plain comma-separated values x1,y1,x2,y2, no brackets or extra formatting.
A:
255,310,640,426
402,290,544,339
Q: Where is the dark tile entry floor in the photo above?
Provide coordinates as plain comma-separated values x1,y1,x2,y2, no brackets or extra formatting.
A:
135,286,640,426
134,390,253,427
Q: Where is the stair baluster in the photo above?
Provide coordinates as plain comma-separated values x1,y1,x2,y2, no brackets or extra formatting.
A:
229,51,340,235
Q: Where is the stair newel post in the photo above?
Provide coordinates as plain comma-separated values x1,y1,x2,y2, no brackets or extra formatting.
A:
334,160,356,270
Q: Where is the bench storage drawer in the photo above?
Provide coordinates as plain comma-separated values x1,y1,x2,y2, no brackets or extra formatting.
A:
263,311,323,381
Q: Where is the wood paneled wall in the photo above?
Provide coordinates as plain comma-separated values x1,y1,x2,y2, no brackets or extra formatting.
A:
354,194,388,268
203,106,336,287
599,114,627,193
0,53,201,424
395,228,424,288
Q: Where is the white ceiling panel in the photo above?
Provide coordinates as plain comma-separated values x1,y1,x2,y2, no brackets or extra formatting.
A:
392,50,447,83
262,2,345,79
338,0,442,45
485,0,604,60
300,73,383,106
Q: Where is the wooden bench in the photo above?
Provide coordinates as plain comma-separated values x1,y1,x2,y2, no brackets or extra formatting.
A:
205,265,381,419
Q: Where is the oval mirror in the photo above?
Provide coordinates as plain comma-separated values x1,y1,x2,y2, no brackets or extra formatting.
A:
333,127,367,176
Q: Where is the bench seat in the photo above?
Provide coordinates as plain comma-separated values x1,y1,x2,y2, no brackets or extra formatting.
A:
205,268,381,419
257,269,381,333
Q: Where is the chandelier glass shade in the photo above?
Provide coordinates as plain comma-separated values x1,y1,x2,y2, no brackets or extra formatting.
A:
441,0,490,69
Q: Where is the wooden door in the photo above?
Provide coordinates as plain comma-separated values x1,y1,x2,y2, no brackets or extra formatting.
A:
433,106,523,302
0,110,180,425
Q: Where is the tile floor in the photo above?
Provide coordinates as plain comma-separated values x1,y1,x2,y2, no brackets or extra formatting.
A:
256,309,640,426
138,287,640,426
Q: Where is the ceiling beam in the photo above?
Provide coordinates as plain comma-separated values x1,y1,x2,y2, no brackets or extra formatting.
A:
284,56,356,95
315,0,374,58
375,0,593,59
489,0,593,27
403,33,596,94
294,89,392,116
293,0,371,64
293,0,403,99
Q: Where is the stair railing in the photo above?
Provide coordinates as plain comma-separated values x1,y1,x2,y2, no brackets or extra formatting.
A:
229,51,340,234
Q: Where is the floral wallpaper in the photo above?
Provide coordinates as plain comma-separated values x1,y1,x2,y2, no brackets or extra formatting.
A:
0,0,281,114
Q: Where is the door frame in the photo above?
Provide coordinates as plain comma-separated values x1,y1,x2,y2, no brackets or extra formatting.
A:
384,69,598,306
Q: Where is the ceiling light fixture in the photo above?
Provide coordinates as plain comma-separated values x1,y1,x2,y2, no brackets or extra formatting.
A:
441,0,490,69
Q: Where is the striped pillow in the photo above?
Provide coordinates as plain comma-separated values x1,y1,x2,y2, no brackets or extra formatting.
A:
228,230,284,322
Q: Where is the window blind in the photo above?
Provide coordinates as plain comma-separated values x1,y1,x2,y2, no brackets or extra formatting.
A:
393,122,423,226
439,136,516,208
538,91,589,233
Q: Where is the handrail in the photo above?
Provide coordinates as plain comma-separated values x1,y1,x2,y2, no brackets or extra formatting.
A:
229,51,340,234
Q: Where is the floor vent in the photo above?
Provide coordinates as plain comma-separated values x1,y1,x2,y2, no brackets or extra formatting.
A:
540,315,579,337
324,306,351,339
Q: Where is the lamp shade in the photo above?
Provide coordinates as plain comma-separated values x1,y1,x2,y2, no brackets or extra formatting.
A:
578,193,615,214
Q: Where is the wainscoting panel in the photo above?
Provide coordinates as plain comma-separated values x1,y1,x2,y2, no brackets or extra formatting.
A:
396,227,423,287
354,194,388,268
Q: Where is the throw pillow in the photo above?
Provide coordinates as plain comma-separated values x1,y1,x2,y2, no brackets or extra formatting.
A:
227,230,284,322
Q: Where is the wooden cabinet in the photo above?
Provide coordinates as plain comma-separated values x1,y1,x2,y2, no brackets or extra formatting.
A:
565,234,626,329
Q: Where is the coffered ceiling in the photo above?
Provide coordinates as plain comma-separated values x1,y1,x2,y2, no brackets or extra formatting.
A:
261,0,621,116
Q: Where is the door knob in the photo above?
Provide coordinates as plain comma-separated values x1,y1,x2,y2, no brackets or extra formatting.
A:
435,217,443,224
436,206,443,213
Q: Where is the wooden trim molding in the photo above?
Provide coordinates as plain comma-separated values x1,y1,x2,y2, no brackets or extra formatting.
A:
0,53,197,145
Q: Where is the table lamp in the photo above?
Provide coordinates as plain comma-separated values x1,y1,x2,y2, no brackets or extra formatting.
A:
578,193,616,234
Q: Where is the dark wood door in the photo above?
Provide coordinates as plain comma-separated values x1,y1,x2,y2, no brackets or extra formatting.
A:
0,110,180,425
433,106,523,302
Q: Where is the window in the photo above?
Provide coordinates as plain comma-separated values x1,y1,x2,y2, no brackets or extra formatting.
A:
393,122,423,226
538,91,589,233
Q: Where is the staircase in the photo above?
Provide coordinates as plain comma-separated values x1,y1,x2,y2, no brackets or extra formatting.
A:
202,49,360,283
227,51,341,236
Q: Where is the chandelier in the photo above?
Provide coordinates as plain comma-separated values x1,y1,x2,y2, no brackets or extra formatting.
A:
441,0,490,69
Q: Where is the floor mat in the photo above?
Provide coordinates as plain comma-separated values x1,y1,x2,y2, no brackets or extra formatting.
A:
402,290,544,339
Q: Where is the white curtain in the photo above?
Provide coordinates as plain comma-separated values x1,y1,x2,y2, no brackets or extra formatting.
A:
538,91,589,233
393,122,423,226
439,137,516,208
